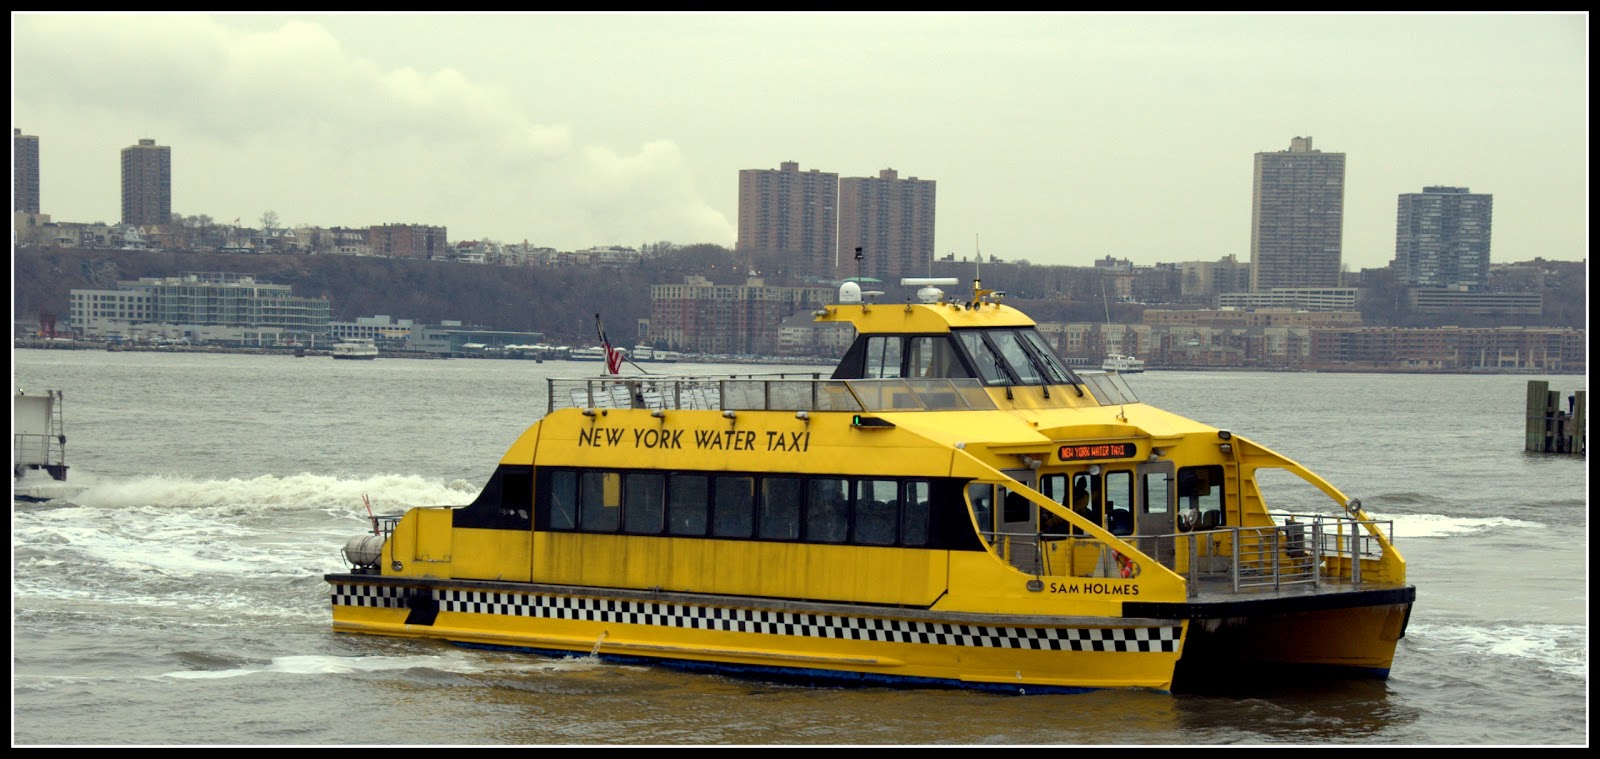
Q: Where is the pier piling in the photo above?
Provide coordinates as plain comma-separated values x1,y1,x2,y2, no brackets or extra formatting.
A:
1525,380,1585,456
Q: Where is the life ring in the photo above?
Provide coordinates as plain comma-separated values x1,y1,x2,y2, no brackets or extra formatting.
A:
1113,550,1140,579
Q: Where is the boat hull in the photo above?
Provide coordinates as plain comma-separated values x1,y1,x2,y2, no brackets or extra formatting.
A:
328,575,1186,693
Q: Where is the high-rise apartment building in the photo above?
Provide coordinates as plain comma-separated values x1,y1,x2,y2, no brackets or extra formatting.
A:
368,223,448,259
1394,186,1493,290
736,161,839,281
121,138,172,227
1250,136,1345,291
837,168,936,284
15,128,40,213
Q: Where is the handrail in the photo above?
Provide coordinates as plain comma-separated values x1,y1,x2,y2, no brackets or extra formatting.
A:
546,375,1001,414
990,512,1395,598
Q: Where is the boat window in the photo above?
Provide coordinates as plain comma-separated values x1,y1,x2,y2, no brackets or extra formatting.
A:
623,472,665,534
1178,465,1225,529
537,468,959,550
956,332,1011,386
854,479,899,545
864,336,904,379
990,330,1045,385
711,475,754,538
907,336,967,379
807,477,850,543
759,476,802,540
666,473,709,536
548,469,578,530
847,379,927,410
1143,469,1172,520
1019,329,1078,385
580,471,622,532
901,481,931,546
967,482,996,540
1080,372,1139,406
1105,469,1134,535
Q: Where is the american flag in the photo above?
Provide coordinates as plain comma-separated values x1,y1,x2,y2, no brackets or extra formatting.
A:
596,315,623,375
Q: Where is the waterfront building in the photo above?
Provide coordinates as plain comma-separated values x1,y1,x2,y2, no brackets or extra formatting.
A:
69,272,330,346
1395,186,1493,290
649,275,834,355
1407,289,1541,316
405,322,546,355
1142,308,1362,329
737,161,840,281
121,138,171,227
1250,136,1345,291
15,128,40,214
331,315,418,348
1218,288,1360,312
1310,326,1582,373
838,168,936,284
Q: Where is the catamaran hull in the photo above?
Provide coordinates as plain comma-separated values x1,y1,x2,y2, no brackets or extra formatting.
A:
328,576,1186,693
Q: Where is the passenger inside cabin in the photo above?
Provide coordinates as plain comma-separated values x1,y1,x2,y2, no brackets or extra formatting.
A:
1070,477,1101,529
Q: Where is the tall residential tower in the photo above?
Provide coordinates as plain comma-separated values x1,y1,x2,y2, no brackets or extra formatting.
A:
1394,186,1493,290
15,128,40,214
1250,136,1346,291
837,168,936,284
121,138,171,227
736,161,840,281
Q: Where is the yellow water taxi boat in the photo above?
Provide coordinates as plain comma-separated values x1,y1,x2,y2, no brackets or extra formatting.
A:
325,278,1413,693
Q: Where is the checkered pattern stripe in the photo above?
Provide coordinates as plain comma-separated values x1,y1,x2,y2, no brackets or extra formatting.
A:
331,583,1179,653
331,583,410,609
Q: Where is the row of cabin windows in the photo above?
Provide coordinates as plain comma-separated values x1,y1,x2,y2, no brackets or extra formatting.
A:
542,469,934,547
848,328,1077,387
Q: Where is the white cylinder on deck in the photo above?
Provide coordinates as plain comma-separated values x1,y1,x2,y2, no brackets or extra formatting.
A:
342,534,385,568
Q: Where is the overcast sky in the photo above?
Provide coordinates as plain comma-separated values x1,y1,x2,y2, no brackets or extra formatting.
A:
11,12,1589,271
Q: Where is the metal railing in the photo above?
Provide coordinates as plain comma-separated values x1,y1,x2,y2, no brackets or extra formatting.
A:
986,513,1394,597
547,375,1001,414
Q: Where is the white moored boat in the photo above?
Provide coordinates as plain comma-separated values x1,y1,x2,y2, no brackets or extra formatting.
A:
331,339,379,360
14,389,88,503
325,276,1414,694
1101,353,1145,373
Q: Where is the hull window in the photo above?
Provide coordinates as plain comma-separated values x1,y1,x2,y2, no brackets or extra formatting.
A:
580,471,622,532
712,475,755,538
537,467,949,550
854,479,900,545
667,474,710,536
623,472,666,533
759,476,803,540
806,478,850,543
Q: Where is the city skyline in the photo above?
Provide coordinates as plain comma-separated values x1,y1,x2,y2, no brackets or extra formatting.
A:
11,12,1589,271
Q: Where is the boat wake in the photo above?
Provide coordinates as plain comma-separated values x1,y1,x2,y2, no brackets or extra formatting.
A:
160,650,614,681
1403,620,1588,680
47,472,479,515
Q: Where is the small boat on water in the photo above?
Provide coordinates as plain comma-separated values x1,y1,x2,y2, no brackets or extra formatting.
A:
331,339,379,360
630,345,681,363
1102,353,1145,373
14,389,88,503
325,276,1414,694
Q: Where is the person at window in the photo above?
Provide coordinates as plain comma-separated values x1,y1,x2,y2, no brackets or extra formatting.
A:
1071,481,1096,523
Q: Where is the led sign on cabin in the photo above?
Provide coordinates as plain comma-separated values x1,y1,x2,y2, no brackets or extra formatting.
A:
1057,442,1138,462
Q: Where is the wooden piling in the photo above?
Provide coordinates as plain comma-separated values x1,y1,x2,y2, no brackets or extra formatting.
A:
1526,381,1585,456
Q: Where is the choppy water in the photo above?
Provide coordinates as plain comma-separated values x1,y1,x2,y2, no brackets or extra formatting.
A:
12,349,1589,746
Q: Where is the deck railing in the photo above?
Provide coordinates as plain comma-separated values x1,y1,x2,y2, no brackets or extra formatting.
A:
547,375,1002,414
991,513,1394,597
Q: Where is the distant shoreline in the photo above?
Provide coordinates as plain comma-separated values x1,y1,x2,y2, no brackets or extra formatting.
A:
13,338,1583,376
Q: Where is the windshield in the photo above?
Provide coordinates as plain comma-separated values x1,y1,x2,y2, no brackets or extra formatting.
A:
954,327,1081,387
